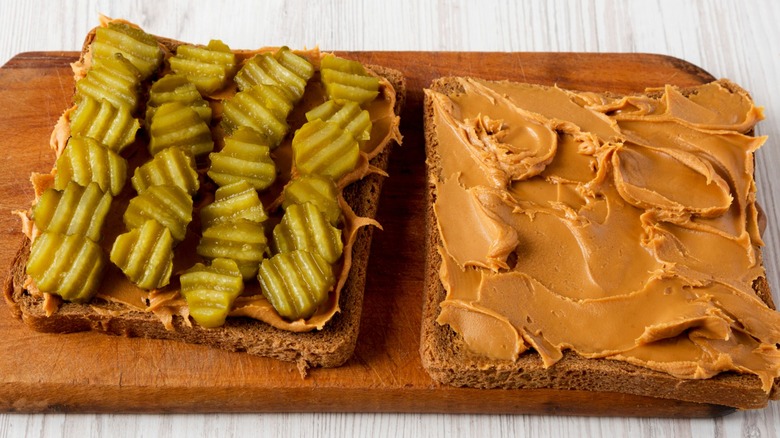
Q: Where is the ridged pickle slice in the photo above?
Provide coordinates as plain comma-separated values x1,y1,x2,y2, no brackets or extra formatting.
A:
305,100,372,144
54,136,127,196
26,231,105,302
221,84,292,147
320,54,379,105
70,96,140,153
123,184,193,242
32,181,112,243
272,202,343,264
146,74,212,125
148,101,214,158
282,175,341,225
197,219,268,280
234,47,313,102
92,22,163,80
110,219,174,290
257,250,334,321
169,40,237,95
207,127,276,190
200,180,267,229
132,146,199,195
180,258,244,328
292,118,360,180
75,53,141,111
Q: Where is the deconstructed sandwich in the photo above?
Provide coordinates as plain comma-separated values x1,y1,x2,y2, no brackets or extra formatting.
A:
422,77,780,409
4,16,404,372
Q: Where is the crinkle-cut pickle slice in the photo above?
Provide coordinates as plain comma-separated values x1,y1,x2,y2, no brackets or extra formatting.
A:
221,84,291,147
207,127,276,190
70,96,140,153
54,136,127,196
123,184,193,242
180,258,244,328
27,231,105,303
92,22,164,80
75,53,141,111
282,175,341,226
305,99,372,144
132,146,199,196
146,74,212,125
200,180,267,229
148,101,214,158
292,118,360,180
197,219,267,280
257,250,335,321
272,202,343,264
320,54,379,105
169,39,237,95
32,181,112,243
234,47,313,102
110,219,174,290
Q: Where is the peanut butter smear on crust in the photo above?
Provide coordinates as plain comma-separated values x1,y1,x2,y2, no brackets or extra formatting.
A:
427,78,780,392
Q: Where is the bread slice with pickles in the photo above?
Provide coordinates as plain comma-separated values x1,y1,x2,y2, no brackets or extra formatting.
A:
3,16,405,371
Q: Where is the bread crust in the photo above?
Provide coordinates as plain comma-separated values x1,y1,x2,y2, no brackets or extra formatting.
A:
420,77,778,409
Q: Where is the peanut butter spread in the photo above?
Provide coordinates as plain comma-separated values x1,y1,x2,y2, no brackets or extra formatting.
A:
427,77,780,391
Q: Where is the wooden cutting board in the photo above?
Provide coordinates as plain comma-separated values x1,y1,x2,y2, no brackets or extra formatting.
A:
0,51,732,416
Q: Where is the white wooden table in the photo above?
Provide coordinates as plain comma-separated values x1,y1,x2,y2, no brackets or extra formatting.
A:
1,0,778,436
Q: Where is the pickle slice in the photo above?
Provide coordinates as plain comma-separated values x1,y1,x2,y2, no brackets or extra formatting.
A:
32,181,112,243
92,22,164,80
200,180,267,229
207,127,276,190
148,101,214,158
132,146,199,196
75,53,141,111
257,250,334,321
292,118,360,180
169,40,237,95
221,84,291,147
282,175,341,225
320,54,379,105
146,74,212,125
197,219,268,280
180,258,244,328
70,96,140,153
272,202,343,264
305,100,371,144
234,47,313,102
110,219,174,290
123,185,193,242
26,231,105,302
54,136,128,196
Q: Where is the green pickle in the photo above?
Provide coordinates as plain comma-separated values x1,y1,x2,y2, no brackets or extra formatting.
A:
148,101,214,158
305,100,372,144
272,202,343,264
200,180,267,229
292,118,360,180
54,136,128,196
234,47,313,102
180,258,244,328
92,22,164,80
123,184,193,242
257,250,334,321
32,181,112,243
221,84,292,147
75,53,141,111
282,175,341,225
169,40,237,95
110,219,174,290
207,127,276,190
197,219,268,280
132,146,199,196
27,231,105,302
320,54,379,105
146,74,212,125
70,96,140,152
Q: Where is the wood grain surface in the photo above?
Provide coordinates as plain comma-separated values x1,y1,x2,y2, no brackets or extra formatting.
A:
0,49,742,417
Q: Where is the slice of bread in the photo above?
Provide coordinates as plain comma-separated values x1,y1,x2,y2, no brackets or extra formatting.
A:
3,27,406,372
421,76,779,409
